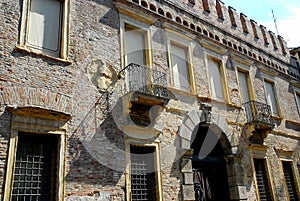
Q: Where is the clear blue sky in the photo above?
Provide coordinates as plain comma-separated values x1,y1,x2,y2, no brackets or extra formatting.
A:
222,0,300,47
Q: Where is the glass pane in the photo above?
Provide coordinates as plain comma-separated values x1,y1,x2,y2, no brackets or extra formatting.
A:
28,0,62,53
171,45,190,91
238,71,250,103
265,81,279,116
125,28,146,66
208,59,224,100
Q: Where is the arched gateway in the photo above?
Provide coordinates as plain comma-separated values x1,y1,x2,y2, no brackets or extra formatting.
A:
179,109,232,201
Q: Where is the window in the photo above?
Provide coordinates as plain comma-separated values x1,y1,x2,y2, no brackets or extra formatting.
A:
130,145,158,201
295,91,300,115
238,70,251,104
3,110,67,201
264,80,279,116
170,44,191,92
282,161,300,200
12,132,59,201
253,158,273,201
124,25,147,66
208,58,225,100
19,0,69,58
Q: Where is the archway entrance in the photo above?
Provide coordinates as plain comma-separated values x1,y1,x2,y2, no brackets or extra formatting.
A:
191,125,230,201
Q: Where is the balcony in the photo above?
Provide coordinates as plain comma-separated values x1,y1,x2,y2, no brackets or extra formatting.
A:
243,100,275,129
118,63,170,99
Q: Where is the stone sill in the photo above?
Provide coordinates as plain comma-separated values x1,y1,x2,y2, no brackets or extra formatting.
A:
15,45,72,65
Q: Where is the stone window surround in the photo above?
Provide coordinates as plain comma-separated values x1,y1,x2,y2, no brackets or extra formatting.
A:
293,87,300,116
204,49,230,104
3,107,68,201
124,138,163,201
250,145,276,201
16,0,70,61
276,150,300,199
120,14,153,70
260,71,283,118
165,28,196,94
233,58,256,106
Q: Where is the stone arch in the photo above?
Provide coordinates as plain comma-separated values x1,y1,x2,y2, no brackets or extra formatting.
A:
0,86,73,114
179,109,230,151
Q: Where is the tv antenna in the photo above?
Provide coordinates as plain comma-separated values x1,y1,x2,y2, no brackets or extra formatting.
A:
272,9,279,35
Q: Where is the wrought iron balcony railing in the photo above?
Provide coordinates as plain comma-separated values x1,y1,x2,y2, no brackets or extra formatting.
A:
118,63,169,99
243,100,275,128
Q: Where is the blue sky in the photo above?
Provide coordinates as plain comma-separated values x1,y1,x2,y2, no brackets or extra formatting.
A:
222,0,300,48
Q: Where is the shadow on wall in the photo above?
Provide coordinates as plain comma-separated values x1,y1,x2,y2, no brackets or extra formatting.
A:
66,100,126,199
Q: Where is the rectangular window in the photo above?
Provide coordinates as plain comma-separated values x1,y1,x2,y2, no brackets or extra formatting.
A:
208,59,224,100
282,161,299,200
296,92,300,115
20,0,69,58
170,44,191,92
254,158,273,201
125,25,146,66
264,80,279,116
238,71,251,104
130,145,157,201
12,132,59,201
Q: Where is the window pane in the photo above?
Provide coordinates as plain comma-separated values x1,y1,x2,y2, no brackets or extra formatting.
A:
28,0,62,53
125,27,146,66
12,132,58,201
208,59,224,100
265,81,279,116
238,71,250,103
130,145,157,201
171,45,190,91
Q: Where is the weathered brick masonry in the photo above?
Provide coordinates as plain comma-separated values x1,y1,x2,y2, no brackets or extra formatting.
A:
0,0,299,200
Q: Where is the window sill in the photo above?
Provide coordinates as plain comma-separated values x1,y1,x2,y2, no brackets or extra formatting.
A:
15,45,72,65
271,115,283,121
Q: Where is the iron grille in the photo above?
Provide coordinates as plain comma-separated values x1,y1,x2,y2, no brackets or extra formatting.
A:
119,63,169,99
282,161,299,201
243,101,275,128
130,145,157,201
12,132,58,201
254,159,273,201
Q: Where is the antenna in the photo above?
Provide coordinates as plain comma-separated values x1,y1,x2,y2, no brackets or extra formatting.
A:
272,9,279,35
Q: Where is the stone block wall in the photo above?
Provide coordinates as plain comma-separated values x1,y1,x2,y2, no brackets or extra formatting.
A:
0,0,299,201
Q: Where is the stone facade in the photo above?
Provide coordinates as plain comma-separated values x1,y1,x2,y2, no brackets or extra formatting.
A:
0,0,299,201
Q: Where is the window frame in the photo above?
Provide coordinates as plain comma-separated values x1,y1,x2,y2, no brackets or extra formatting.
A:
250,146,276,201
166,29,196,94
236,66,255,105
125,140,162,201
18,0,69,60
294,88,300,116
3,113,66,201
120,15,152,70
276,151,300,200
205,55,229,103
262,77,282,117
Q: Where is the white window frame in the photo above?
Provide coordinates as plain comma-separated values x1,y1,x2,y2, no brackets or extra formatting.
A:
3,112,67,201
125,139,162,201
166,29,195,93
18,0,69,59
